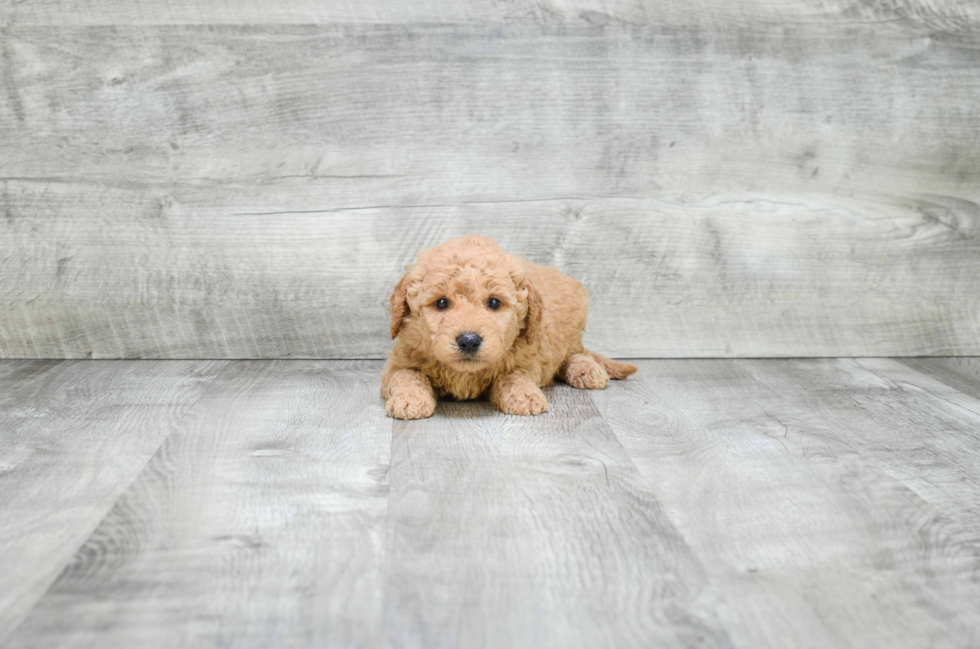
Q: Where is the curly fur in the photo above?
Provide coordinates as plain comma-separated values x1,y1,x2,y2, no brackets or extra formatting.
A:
381,236,637,419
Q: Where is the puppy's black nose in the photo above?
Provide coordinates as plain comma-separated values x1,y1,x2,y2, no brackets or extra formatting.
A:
456,332,482,355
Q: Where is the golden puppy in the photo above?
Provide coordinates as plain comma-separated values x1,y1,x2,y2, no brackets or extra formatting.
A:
381,236,637,419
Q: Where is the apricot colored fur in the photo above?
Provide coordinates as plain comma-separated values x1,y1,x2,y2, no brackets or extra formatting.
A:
381,236,637,419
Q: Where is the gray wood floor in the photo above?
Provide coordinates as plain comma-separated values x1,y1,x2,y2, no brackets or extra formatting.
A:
1,358,979,648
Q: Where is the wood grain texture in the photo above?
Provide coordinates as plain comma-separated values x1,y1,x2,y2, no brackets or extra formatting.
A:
4,360,391,649
590,359,980,648
899,357,980,401
2,19,979,358
381,386,733,648
0,359,224,644
737,358,980,535
2,0,979,27
2,359,980,647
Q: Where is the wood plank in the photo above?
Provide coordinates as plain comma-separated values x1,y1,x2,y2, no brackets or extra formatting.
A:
4,360,391,649
865,358,980,424
2,188,978,360
2,23,979,359
0,359,225,644
2,0,978,27
899,358,980,402
736,358,980,533
4,24,979,195
380,386,734,648
590,359,980,648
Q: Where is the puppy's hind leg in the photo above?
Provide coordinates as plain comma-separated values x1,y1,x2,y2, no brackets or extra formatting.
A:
589,351,638,380
561,352,610,390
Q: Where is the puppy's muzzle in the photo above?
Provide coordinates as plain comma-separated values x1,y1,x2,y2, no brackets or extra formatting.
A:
456,332,482,356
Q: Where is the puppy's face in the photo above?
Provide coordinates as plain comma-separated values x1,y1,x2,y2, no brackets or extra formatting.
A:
390,238,537,373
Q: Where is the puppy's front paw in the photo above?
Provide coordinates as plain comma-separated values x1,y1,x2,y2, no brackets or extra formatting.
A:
385,391,436,420
498,384,549,416
565,358,610,390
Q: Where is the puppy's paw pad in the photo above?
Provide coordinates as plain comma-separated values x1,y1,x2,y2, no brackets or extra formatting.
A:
567,365,609,390
499,388,548,416
385,394,436,420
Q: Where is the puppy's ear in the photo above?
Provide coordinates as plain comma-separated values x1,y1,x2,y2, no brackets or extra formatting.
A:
519,276,543,343
389,267,416,339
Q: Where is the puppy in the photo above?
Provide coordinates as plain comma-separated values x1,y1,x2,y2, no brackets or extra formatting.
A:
381,236,637,419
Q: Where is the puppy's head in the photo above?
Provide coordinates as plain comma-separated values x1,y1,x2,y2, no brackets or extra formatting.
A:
389,236,540,373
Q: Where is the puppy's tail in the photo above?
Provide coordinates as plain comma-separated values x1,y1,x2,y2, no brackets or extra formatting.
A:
588,351,638,380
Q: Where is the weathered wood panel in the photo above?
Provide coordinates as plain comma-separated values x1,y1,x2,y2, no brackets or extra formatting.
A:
1,18,979,358
2,184,977,358
900,357,980,401
2,0,978,27
737,357,980,533
3,358,980,646
381,386,733,648
0,359,224,644
4,361,392,649
590,359,980,648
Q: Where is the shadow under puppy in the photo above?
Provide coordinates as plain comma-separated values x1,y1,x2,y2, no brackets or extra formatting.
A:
382,236,638,419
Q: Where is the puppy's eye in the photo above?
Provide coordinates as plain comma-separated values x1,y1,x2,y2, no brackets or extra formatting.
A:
435,297,450,310
487,297,501,310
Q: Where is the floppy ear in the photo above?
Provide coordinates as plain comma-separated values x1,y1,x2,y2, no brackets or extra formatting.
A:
389,267,415,339
520,275,542,343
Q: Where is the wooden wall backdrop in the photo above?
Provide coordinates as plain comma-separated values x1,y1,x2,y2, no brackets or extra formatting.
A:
1,1,979,359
